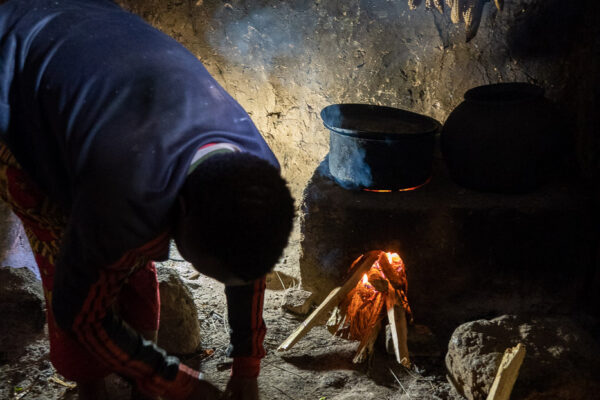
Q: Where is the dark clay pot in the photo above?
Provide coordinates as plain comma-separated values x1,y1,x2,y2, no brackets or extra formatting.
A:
441,83,564,193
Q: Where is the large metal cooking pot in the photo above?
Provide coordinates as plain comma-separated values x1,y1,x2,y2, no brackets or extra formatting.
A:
321,104,441,190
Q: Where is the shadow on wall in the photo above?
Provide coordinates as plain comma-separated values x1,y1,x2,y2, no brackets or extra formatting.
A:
506,0,582,59
507,0,600,193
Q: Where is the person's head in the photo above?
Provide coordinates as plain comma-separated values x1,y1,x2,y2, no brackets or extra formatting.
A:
174,152,295,285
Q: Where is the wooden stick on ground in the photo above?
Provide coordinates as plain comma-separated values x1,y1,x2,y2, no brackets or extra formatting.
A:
277,250,383,352
386,287,410,368
486,343,526,400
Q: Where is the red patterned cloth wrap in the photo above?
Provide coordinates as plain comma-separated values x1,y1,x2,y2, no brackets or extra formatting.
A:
0,143,160,382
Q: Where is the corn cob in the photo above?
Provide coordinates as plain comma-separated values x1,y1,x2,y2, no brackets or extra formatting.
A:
464,0,484,42
408,0,423,10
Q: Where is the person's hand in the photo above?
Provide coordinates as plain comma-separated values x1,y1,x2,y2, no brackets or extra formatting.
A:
221,377,259,400
182,378,222,400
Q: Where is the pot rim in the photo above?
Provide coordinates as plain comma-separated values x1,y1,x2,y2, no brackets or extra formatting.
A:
321,103,441,140
464,82,545,103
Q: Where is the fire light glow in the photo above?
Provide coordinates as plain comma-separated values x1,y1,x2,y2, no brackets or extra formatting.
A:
387,252,401,265
362,273,369,284
362,176,432,193
359,251,404,292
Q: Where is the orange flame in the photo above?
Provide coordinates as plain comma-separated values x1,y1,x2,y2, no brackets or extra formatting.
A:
362,176,432,193
332,250,412,342
350,251,404,293
387,252,401,265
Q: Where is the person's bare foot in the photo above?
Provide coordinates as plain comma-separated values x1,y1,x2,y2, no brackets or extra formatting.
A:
77,379,108,400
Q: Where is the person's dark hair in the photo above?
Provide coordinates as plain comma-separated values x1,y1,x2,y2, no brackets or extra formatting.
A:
177,152,294,281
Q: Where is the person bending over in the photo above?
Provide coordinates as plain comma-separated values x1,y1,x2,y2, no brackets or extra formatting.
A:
0,0,294,399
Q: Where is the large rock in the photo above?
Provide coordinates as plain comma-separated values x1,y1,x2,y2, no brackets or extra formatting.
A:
281,288,314,315
0,266,45,361
445,315,600,400
0,204,37,274
156,265,201,355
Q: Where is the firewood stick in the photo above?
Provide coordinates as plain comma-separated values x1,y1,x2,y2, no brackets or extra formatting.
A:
353,291,385,363
277,250,383,352
367,269,388,293
326,306,344,334
386,288,410,367
353,320,382,364
486,343,526,400
378,253,406,293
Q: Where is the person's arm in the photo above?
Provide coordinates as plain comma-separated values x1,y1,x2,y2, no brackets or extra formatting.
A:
224,277,267,378
52,224,217,400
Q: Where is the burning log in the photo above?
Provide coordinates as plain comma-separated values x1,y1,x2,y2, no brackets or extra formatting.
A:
347,286,385,342
353,320,382,364
378,252,413,323
277,251,383,352
378,253,406,293
386,286,411,368
326,277,386,341
367,269,388,293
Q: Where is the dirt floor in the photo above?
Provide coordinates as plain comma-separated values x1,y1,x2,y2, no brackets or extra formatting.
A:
0,227,461,400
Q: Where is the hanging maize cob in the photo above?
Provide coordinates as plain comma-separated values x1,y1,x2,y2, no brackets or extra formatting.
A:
408,0,501,42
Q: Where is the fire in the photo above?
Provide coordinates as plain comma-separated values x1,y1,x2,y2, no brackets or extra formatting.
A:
386,251,401,265
277,251,411,366
328,251,411,337
361,252,403,291
326,250,413,365
362,176,432,193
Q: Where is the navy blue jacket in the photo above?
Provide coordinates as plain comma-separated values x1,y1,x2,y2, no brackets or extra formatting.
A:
0,0,275,397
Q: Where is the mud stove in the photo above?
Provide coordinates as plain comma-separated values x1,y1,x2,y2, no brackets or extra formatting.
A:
298,158,594,345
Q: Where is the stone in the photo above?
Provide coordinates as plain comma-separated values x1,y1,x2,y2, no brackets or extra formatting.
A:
156,265,201,355
445,315,600,400
281,288,314,315
0,266,45,361
0,204,37,274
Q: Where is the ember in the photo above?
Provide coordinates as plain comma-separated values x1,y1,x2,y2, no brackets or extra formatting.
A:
362,176,432,193
278,250,412,367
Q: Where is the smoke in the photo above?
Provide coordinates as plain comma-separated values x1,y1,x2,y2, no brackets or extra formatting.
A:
208,3,318,72
206,1,422,72
328,138,373,190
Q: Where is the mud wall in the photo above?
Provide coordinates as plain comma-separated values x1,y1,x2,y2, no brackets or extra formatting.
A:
118,0,599,202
